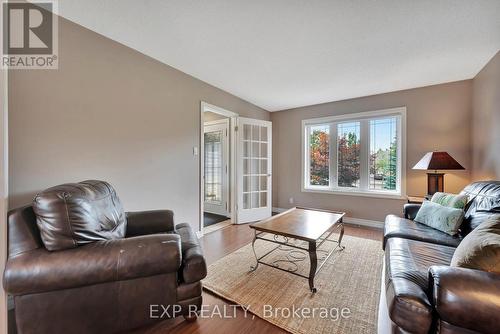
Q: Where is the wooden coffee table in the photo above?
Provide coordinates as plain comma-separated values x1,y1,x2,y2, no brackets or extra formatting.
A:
249,207,345,293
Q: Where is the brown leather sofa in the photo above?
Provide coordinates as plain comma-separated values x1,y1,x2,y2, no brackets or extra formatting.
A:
378,181,500,334
3,180,207,334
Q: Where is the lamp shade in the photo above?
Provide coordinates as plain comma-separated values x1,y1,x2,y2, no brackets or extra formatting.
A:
412,151,465,170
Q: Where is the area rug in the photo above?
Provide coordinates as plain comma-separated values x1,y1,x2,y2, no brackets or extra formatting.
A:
203,234,383,334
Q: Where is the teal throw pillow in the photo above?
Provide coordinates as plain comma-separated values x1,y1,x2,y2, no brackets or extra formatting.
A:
415,200,465,235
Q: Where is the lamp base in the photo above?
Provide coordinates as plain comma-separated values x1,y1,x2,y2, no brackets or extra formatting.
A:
427,173,444,196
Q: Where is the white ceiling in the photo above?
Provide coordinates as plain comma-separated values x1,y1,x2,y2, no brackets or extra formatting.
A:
57,0,500,111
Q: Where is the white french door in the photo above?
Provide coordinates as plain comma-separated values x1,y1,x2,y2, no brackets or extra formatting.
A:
236,117,272,223
204,120,229,217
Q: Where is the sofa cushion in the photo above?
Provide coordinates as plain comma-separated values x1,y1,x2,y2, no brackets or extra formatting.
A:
33,180,127,251
383,215,462,249
385,237,455,334
414,201,465,235
431,192,468,209
451,215,500,274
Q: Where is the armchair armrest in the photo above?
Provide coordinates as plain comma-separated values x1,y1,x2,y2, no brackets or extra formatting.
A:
175,223,207,284
429,266,500,334
403,203,421,220
125,210,175,237
3,234,181,295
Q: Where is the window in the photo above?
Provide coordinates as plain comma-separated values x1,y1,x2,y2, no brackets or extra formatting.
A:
204,131,223,203
303,107,405,197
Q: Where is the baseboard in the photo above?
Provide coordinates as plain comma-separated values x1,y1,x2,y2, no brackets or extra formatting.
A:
272,207,383,230
343,217,383,230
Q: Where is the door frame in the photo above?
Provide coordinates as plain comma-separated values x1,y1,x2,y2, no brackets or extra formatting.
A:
199,102,238,235
203,119,230,217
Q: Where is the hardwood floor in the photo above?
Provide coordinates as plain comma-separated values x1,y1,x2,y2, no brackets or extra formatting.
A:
133,223,382,334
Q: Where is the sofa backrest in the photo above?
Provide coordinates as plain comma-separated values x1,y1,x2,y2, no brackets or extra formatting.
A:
7,180,128,255
32,180,127,251
460,181,500,235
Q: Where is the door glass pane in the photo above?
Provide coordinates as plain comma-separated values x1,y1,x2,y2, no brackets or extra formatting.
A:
337,122,360,188
243,158,250,174
204,131,223,203
243,141,250,158
260,126,268,142
260,176,267,191
370,117,398,191
260,143,267,158
260,192,267,207
243,175,250,192
252,142,260,158
260,159,267,174
244,124,251,140
251,192,259,209
251,176,259,191
251,159,259,174
243,193,250,209
252,125,260,141
309,125,330,186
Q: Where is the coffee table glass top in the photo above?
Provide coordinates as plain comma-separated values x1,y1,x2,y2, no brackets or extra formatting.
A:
250,207,345,242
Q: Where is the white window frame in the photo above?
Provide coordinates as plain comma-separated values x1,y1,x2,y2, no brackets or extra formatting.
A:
301,107,407,199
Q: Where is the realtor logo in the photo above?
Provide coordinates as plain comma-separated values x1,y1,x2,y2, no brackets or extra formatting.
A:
1,0,58,69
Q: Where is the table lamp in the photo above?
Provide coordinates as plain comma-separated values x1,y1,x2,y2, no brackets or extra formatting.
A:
412,151,465,196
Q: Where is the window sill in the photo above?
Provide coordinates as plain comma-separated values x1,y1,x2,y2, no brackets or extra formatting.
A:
302,187,406,200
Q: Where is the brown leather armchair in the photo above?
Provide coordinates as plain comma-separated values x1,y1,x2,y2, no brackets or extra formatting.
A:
429,266,500,334
3,180,207,334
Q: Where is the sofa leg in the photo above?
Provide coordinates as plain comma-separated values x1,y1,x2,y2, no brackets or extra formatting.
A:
183,314,198,322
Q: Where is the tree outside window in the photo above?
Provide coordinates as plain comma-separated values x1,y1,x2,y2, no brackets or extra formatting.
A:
337,123,360,188
309,126,329,186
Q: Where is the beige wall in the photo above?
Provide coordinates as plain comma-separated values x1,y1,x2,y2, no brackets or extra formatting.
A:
271,81,472,222
472,51,500,181
8,17,269,231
